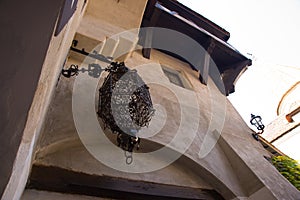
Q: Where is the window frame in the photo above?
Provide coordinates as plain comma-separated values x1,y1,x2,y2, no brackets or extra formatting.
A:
161,65,193,90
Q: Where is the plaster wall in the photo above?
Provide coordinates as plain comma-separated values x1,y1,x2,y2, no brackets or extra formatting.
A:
272,126,300,161
267,82,300,143
277,82,300,116
86,0,148,30
34,48,300,199
264,113,300,142
11,1,299,199
0,0,64,197
0,0,87,199
263,72,300,162
22,189,109,200
76,0,148,44
34,54,213,190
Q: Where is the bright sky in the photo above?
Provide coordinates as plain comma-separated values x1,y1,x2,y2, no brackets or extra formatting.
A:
179,0,300,126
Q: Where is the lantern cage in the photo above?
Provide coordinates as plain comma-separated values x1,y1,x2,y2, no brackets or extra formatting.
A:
97,62,155,152
250,114,265,131
250,114,265,141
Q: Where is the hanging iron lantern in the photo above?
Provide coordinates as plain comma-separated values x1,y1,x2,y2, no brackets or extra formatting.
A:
97,62,154,152
250,114,265,140
250,114,265,131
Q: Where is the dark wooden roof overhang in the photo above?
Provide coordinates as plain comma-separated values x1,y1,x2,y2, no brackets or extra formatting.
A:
28,164,224,200
143,0,230,41
140,0,252,95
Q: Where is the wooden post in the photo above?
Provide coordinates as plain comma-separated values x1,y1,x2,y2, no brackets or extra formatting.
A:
142,7,162,59
199,39,215,85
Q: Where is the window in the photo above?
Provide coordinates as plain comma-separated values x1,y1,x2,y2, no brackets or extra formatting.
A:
162,66,192,89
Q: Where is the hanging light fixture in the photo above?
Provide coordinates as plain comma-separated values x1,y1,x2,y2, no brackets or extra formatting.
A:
250,114,265,140
97,62,155,152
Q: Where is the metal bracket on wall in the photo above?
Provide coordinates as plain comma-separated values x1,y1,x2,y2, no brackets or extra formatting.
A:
61,63,103,78
70,40,113,64
61,40,112,78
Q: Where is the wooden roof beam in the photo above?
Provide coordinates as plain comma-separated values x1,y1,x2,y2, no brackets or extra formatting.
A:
199,38,215,85
142,7,162,59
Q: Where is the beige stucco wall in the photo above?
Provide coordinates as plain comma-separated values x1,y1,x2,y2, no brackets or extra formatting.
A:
32,46,300,199
272,126,300,161
86,0,148,31
77,0,147,44
264,82,300,161
2,1,88,199
34,53,213,190
22,190,110,200
277,82,300,116
11,0,300,199
264,114,300,142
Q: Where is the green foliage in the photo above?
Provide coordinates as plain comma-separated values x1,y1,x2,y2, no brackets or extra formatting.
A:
272,156,300,190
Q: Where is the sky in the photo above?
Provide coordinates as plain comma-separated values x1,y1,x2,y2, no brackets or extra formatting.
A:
179,0,300,126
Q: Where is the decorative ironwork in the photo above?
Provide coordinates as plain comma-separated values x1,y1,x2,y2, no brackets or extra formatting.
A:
97,62,154,152
61,64,79,78
70,40,113,64
80,63,103,78
250,114,265,141
62,63,103,78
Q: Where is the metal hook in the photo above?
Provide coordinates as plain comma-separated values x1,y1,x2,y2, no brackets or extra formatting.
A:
125,151,133,165
61,64,79,78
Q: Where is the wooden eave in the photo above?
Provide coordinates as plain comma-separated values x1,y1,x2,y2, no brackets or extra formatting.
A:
140,0,252,95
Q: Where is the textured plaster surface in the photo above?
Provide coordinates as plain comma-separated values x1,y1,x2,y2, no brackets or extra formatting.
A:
86,0,148,30
22,189,110,200
0,0,64,197
34,48,300,199
2,0,87,199
9,1,300,199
